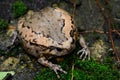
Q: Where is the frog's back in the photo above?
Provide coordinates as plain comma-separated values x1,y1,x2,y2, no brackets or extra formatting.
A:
18,7,76,50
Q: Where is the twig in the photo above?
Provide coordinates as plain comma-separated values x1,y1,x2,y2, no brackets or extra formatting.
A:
95,0,120,63
71,0,76,18
114,30,120,36
105,0,120,63
71,59,74,80
114,18,120,22
79,29,120,36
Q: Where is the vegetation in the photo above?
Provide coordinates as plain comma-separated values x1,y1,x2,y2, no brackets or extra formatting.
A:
0,19,8,31
35,54,120,80
12,1,28,18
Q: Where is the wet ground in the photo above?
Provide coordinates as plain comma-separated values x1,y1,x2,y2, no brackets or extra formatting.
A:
0,0,120,80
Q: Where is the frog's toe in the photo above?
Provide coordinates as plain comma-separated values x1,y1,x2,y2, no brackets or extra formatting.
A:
52,64,67,78
38,57,67,78
77,48,90,60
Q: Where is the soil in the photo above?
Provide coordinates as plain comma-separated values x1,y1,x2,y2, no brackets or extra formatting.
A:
0,0,120,80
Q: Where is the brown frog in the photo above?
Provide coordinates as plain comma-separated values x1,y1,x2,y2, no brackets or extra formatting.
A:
12,7,90,78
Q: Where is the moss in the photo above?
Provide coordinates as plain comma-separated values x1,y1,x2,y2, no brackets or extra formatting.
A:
75,58,120,80
12,0,28,18
34,54,120,80
0,19,8,30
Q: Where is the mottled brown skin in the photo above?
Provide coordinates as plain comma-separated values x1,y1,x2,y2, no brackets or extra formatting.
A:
17,7,90,78
18,7,76,58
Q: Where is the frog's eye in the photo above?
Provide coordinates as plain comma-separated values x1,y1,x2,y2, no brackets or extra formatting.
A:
56,48,63,52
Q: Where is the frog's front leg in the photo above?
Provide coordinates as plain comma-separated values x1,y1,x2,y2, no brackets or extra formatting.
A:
77,34,90,60
38,57,67,78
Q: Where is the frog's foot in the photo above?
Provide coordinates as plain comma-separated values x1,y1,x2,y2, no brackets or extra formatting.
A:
38,57,67,78
78,35,90,60
77,47,90,61
50,64,67,78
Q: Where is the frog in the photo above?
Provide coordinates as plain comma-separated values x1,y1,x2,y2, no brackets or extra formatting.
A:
10,7,90,78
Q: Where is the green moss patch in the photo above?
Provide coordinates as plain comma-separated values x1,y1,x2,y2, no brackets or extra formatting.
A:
12,1,28,18
0,19,8,30
35,54,120,80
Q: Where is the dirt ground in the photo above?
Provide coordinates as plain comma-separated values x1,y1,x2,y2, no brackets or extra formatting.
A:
0,0,120,80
